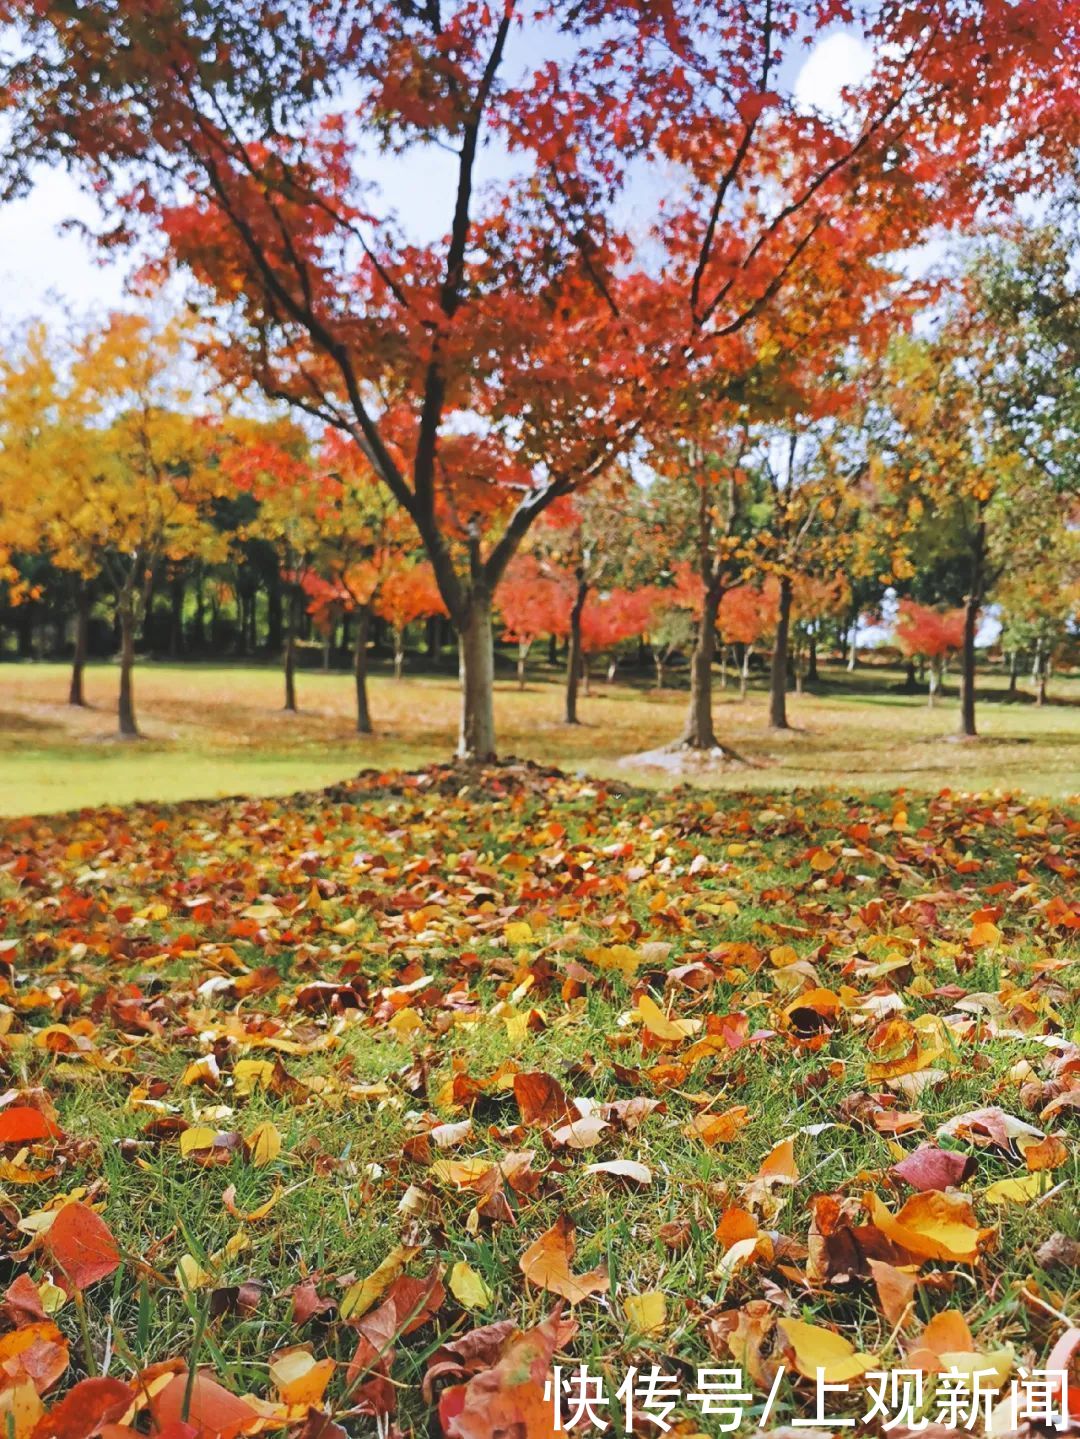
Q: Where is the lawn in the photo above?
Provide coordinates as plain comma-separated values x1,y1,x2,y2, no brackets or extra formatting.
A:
2,658,1078,815
0,765,1076,1436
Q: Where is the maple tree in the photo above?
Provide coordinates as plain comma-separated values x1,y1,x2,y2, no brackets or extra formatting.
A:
894,599,967,708
496,554,567,691
4,0,1078,759
373,564,448,682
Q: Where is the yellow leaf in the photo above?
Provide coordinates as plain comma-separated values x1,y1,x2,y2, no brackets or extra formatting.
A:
179,1126,218,1158
865,1191,994,1262
635,993,702,1041
624,1291,667,1337
430,1157,495,1187
970,920,1002,947
233,1060,275,1097
387,1007,424,1037
778,1318,878,1382
0,1376,44,1439
448,1260,493,1310
984,1174,1048,1205
268,1348,335,1406
339,1244,420,1320
245,1120,282,1168
505,921,533,946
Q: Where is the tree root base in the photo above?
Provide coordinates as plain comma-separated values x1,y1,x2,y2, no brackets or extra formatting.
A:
618,740,760,775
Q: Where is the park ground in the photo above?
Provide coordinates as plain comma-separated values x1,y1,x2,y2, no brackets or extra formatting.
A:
1,658,1078,815
0,762,1076,1435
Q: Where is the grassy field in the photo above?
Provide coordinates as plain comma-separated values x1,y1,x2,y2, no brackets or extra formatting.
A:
0,766,1076,1435
2,658,1079,814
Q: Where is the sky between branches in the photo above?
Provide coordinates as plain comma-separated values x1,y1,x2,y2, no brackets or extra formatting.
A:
0,29,872,321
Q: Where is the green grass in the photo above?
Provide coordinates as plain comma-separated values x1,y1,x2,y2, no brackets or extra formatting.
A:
1,770,1076,1433
2,656,1078,814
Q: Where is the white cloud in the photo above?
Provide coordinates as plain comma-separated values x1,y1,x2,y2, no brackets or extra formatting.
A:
794,31,873,119
0,167,131,324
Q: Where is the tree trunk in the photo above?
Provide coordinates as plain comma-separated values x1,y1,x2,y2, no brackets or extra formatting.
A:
806,629,819,684
353,604,372,734
118,591,138,737
69,585,89,707
517,641,528,690
393,628,404,681
547,633,557,667
457,589,497,762
928,657,940,708
682,585,720,748
1037,668,1047,706
654,654,665,690
959,597,979,738
1007,649,1018,697
846,615,858,671
769,575,793,730
283,590,299,712
904,657,918,692
740,645,751,699
719,645,728,689
565,580,587,725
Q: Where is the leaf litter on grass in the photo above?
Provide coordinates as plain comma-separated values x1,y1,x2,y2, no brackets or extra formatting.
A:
0,763,1077,1436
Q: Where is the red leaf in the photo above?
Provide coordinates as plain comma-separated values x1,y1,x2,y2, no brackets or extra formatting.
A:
43,1203,121,1294
31,1377,133,1439
0,1109,64,1144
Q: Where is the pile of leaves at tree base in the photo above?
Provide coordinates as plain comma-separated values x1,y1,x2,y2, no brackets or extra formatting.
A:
0,765,1077,1438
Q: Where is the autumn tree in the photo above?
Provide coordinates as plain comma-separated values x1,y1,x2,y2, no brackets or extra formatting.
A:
894,600,967,707
5,0,1076,759
0,314,225,734
497,554,568,690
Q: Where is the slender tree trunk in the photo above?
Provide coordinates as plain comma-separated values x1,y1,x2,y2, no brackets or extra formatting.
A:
547,633,557,667
958,597,979,737
606,657,617,683
1038,667,1048,706
928,656,940,708
393,628,404,680
118,590,138,737
517,640,528,690
565,580,587,725
654,654,665,690
682,585,720,748
806,628,819,684
353,604,372,734
283,590,299,712
719,645,728,690
846,613,858,671
904,657,918,692
69,585,89,707
1007,649,1018,697
769,575,793,730
740,645,751,699
194,568,206,650
457,588,496,762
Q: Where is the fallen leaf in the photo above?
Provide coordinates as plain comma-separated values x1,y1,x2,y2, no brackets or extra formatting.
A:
519,1216,609,1305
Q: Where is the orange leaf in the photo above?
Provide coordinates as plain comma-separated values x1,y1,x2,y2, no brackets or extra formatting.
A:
150,1373,256,1439
519,1216,609,1305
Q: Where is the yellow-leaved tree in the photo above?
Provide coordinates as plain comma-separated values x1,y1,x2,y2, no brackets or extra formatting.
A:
0,312,227,733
